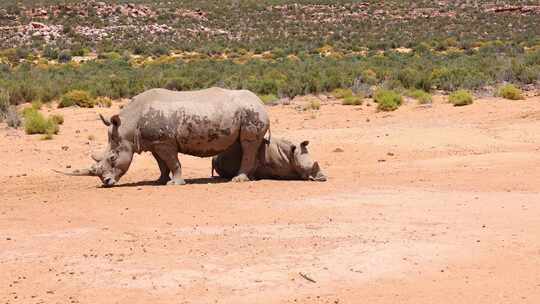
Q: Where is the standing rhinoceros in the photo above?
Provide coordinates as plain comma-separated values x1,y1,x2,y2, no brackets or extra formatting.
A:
211,136,327,181
57,87,269,187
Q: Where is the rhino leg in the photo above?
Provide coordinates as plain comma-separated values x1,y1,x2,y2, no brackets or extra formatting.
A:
153,145,186,186
152,152,171,185
232,127,264,183
213,142,242,179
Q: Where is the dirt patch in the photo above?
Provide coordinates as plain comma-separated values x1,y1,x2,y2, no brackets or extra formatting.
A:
1,96,540,303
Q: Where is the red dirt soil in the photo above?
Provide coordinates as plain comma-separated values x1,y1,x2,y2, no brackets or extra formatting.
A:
1,95,540,303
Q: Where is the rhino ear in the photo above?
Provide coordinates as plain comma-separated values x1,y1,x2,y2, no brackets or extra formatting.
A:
312,161,320,172
111,115,121,127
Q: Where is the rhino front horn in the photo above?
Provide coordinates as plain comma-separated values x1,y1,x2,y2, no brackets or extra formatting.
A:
52,169,95,176
99,114,111,126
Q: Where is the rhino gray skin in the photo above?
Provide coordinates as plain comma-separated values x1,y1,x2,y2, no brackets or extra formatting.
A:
212,137,327,182
59,87,269,187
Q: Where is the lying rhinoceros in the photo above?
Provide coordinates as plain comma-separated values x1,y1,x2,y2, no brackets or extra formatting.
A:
57,87,269,187
212,136,327,181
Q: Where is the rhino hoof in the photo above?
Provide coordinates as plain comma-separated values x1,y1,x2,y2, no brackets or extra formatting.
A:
231,174,250,183
167,178,186,186
155,177,171,185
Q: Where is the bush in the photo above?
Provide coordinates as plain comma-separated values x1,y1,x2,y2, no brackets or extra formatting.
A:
98,52,121,60
23,108,59,136
375,89,403,111
330,88,362,105
31,100,43,110
6,107,21,128
498,84,524,100
8,82,39,105
342,94,363,105
50,114,64,125
431,67,488,91
306,98,321,110
43,47,59,60
151,46,170,57
95,96,113,108
59,90,95,108
449,90,474,106
397,67,428,90
405,89,432,104
165,77,192,91
0,89,9,122
259,94,279,105
58,50,72,63
331,88,353,99
361,69,378,85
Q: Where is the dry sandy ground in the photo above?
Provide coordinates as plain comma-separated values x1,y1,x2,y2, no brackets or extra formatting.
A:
1,94,540,303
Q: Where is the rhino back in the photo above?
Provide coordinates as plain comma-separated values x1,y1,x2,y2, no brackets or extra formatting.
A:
131,87,267,157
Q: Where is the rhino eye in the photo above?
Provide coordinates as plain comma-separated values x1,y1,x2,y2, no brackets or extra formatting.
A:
109,154,118,162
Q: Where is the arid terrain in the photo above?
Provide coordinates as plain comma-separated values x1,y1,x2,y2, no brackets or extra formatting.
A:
1,95,540,303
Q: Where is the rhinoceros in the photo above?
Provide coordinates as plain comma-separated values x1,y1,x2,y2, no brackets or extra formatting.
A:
211,137,327,181
57,87,270,186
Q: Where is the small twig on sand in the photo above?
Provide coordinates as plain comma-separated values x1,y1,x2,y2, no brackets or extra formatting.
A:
298,272,316,283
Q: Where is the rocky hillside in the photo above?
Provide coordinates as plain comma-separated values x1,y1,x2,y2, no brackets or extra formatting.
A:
0,0,539,54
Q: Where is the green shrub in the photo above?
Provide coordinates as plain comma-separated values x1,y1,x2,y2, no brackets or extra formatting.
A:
37,85,60,103
342,94,363,105
331,88,353,99
95,96,113,108
431,67,488,91
59,90,95,108
361,69,378,85
449,90,474,106
259,94,279,105
98,52,121,60
50,114,64,125
414,42,431,54
23,108,59,136
21,106,36,117
375,89,403,111
307,98,321,110
165,77,192,91
70,44,86,57
8,82,39,105
43,46,59,60
405,89,432,104
498,84,524,100
398,68,423,89
31,100,43,110
0,89,9,122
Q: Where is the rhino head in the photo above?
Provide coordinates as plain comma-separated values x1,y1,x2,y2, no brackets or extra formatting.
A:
290,140,327,182
56,114,135,187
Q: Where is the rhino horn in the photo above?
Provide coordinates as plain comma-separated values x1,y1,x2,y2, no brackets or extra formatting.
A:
52,168,95,176
99,114,111,126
